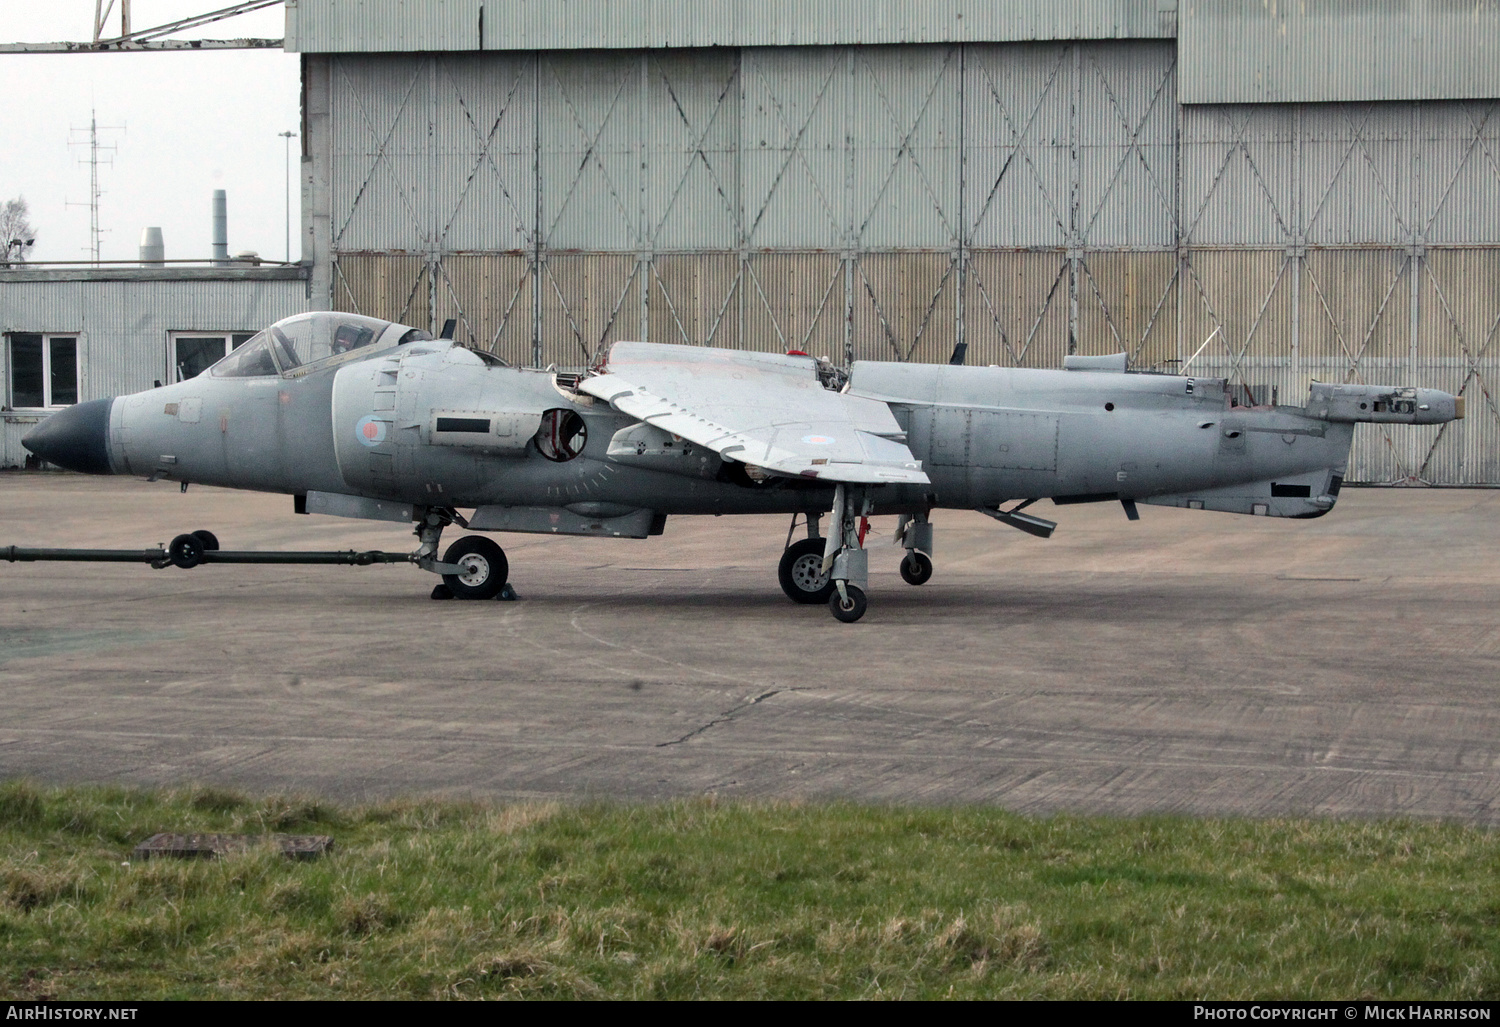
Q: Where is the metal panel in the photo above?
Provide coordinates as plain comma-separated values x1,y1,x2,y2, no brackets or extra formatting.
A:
1415,103,1500,248
849,46,961,250
1180,0,1500,105
328,56,430,253
289,0,1175,54
741,47,852,249
742,253,845,357
539,52,644,252
1074,41,1176,248
648,253,742,348
850,252,958,363
963,44,1073,249
961,38,1175,248
1299,104,1415,249
1179,249,1295,395
333,253,430,329
646,52,742,251
1417,249,1500,485
289,0,483,54
330,53,539,254
433,55,540,253
962,251,1071,369
537,253,639,366
432,254,534,365
1184,100,1500,248
1300,250,1411,369
1076,251,1177,368
1180,105,1297,248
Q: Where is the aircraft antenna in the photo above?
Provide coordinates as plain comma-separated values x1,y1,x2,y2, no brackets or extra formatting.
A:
1179,326,1222,376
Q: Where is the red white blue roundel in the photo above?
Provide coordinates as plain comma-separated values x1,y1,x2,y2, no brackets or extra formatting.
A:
801,434,836,445
355,415,388,447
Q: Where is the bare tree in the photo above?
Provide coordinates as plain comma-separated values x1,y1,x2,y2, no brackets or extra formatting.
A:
1,197,37,266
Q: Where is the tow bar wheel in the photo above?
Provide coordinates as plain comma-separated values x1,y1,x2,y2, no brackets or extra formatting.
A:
168,533,206,569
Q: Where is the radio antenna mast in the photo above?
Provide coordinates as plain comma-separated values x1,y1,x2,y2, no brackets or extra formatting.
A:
67,109,125,262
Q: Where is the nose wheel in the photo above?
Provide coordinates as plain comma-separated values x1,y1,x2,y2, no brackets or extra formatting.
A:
439,535,509,600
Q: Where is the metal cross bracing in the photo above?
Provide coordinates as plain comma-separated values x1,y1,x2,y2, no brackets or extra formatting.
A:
314,43,1500,483
1178,98,1500,483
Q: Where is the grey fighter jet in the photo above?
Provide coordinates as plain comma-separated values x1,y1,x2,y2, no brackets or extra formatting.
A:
21,311,1463,622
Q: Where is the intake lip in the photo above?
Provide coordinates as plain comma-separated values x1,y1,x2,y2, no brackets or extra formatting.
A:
21,397,115,474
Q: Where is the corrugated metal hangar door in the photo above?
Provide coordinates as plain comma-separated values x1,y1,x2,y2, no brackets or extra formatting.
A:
310,43,1500,484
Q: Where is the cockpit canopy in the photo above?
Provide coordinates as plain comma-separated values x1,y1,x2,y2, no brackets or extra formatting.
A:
210,312,431,378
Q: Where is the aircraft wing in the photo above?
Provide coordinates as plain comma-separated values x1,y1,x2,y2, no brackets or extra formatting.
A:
578,342,929,485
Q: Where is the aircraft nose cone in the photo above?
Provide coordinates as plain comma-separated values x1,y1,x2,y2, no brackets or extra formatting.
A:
22,397,115,474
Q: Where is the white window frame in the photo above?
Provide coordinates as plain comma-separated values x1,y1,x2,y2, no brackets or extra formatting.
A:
6,332,80,410
167,331,256,383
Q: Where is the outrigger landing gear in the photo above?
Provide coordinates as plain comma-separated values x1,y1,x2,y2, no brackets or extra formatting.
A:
822,484,872,623
894,510,933,586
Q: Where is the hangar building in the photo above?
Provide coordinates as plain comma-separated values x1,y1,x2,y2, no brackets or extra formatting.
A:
6,0,1500,485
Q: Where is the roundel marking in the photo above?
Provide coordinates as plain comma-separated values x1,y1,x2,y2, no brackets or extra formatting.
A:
801,434,836,445
355,415,388,447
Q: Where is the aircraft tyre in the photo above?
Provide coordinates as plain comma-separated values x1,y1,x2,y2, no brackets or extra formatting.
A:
168,533,206,569
191,529,220,551
441,536,508,601
778,537,835,604
899,551,933,586
829,584,867,623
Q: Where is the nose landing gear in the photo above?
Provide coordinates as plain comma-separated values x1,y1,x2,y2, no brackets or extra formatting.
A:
413,508,512,601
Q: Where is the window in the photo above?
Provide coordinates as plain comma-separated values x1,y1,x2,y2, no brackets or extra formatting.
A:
207,314,401,380
169,331,255,382
7,333,78,408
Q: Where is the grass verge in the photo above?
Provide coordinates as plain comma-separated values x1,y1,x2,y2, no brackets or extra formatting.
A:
1,781,1496,999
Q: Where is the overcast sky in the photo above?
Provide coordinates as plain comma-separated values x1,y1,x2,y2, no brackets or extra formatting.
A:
2,2,299,263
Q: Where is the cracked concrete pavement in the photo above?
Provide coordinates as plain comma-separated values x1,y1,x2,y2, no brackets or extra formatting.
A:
2,474,1499,821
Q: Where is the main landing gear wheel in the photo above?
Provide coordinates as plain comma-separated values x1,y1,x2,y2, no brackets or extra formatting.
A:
899,551,933,586
829,584,868,623
441,536,508,601
778,537,835,605
190,529,220,552
168,533,206,569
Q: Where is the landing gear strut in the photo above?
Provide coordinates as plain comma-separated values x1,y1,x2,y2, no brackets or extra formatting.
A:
822,484,872,623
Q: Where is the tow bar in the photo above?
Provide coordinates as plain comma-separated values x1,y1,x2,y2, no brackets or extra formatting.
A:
3,543,420,571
